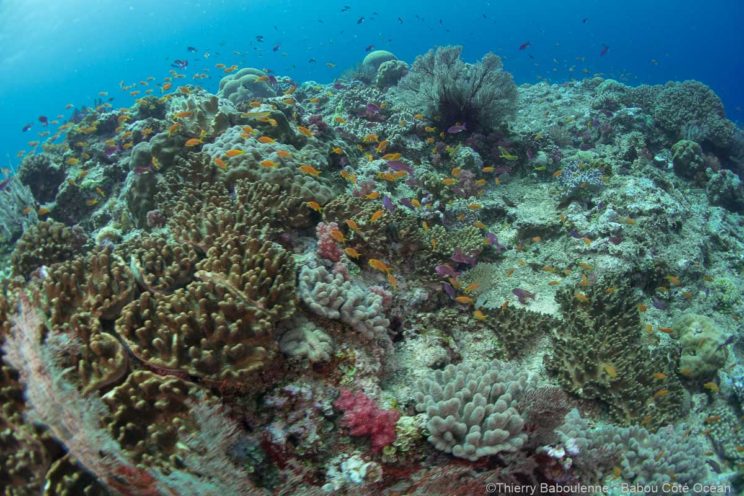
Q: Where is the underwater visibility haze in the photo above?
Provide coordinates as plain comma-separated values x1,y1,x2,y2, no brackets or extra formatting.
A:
0,0,743,495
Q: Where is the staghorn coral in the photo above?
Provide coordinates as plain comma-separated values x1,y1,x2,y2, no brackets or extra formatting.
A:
397,45,517,132
49,313,128,395
298,259,390,341
10,220,87,279
544,280,687,427
116,233,294,386
102,371,211,472
414,361,528,461
122,233,198,293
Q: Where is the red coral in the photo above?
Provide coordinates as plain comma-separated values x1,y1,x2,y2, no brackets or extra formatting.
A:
315,222,342,262
334,389,400,452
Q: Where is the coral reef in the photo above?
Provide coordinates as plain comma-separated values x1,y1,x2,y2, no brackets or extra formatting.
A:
1,45,742,494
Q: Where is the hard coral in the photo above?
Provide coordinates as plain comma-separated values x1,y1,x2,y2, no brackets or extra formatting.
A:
334,389,399,452
544,280,687,427
10,220,87,279
414,361,528,461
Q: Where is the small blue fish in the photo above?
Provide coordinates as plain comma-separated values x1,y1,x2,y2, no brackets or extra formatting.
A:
435,264,459,278
451,248,477,266
382,195,396,212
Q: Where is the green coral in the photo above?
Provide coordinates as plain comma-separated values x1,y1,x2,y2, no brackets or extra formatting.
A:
545,280,687,427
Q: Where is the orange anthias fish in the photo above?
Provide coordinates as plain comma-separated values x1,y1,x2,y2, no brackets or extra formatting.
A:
364,191,380,200
225,149,244,157
298,164,321,176
329,227,346,243
370,209,384,222
306,201,322,212
276,150,291,159
260,159,278,168
344,247,361,259
258,136,275,144
185,138,203,147
214,157,227,170
368,259,390,273
298,125,314,137
382,152,401,161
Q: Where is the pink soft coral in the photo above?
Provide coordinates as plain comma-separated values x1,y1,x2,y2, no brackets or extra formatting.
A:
334,389,399,452
315,222,342,262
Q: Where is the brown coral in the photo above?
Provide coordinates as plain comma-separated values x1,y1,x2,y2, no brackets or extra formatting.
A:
40,246,135,325
116,234,294,386
101,371,209,473
544,280,686,427
11,220,87,279
43,455,111,496
122,233,198,294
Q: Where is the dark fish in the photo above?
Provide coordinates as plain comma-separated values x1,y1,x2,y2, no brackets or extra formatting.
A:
308,58,317,63
582,17,589,23
341,5,350,12
356,16,365,24
442,282,456,299
398,17,404,23
651,296,668,310
512,288,535,305
716,334,735,351
21,123,32,132
600,44,609,56
171,59,188,69
365,44,375,52
447,122,467,134
272,43,281,52
256,35,264,42
451,248,477,266
399,198,414,209
387,160,413,174
0,177,11,190
38,115,48,125
569,229,582,239
519,41,531,50
435,264,459,278
187,46,198,52
382,195,396,212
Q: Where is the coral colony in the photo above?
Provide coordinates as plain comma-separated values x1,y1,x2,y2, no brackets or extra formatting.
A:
1,46,743,495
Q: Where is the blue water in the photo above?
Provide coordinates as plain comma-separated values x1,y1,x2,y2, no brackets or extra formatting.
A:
1,0,742,170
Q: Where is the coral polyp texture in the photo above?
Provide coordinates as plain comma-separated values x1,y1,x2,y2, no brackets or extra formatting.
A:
1,43,742,495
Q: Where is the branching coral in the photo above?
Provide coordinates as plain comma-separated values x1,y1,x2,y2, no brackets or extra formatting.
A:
397,45,517,132
117,233,294,386
10,220,87,279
